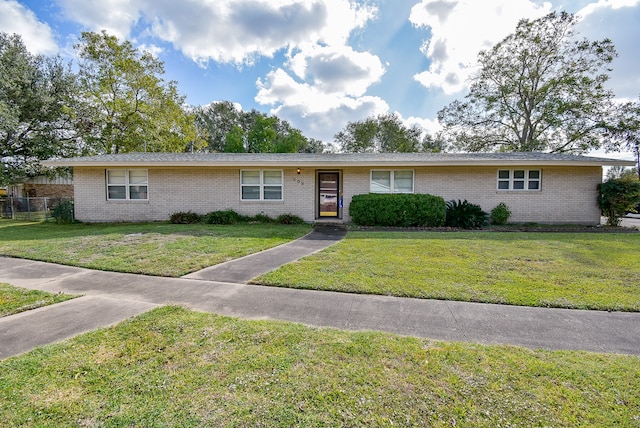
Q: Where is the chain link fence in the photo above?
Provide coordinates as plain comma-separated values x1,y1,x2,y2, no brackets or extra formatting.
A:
0,197,74,222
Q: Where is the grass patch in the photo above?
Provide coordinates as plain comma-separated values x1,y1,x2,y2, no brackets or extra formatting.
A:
0,306,638,426
0,220,311,277
256,231,640,311
0,283,75,317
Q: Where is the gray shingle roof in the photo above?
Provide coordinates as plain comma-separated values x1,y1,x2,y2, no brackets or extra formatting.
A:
43,151,634,167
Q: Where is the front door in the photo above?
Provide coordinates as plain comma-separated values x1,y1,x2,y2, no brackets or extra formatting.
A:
318,172,339,218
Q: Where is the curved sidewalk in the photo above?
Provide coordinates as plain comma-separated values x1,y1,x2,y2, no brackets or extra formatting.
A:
1,226,640,358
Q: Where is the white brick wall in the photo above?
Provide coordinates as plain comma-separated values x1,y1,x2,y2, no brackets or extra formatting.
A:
74,165,602,224
74,167,315,222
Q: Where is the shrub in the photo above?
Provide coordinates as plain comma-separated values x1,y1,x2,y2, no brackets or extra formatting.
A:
51,200,74,224
490,202,512,225
349,193,446,227
276,213,305,225
252,214,274,223
445,199,488,229
170,211,202,224
598,178,640,226
205,209,241,225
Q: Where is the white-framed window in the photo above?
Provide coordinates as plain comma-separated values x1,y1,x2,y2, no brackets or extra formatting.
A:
497,169,541,191
106,169,148,200
241,170,283,201
370,170,414,193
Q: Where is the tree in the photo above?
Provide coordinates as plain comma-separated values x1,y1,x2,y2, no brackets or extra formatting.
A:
223,125,245,153
598,176,640,226
438,12,626,154
610,98,640,177
335,113,423,153
74,31,200,154
195,101,242,152
0,33,78,185
195,101,324,153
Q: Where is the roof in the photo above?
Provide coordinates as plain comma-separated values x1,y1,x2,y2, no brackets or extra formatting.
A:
42,152,635,168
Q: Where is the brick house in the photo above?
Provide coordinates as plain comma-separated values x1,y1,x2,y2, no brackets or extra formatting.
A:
7,175,74,198
43,152,634,224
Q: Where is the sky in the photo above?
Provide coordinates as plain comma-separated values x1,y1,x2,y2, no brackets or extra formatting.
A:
1,0,639,160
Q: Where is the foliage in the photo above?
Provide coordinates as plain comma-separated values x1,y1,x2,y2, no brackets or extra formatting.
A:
349,193,446,227
74,31,201,154
204,209,242,225
51,200,74,224
0,283,75,317
194,101,324,153
335,112,424,153
490,202,512,225
445,199,488,229
0,33,79,185
169,211,202,224
606,165,639,181
275,213,305,225
609,98,640,154
438,12,627,154
598,177,640,226
250,213,273,223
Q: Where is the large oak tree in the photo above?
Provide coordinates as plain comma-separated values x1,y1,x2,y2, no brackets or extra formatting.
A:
0,33,78,185
438,12,630,154
195,101,324,153
334,112,426,153
75,31,199,154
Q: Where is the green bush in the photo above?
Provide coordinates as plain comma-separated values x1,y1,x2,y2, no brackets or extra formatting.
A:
445,199,488,229
276,213,305,225
170,211,202,224
349,193,446,227
490,202,512,225
251,214,274,223
205,209,241,225
51,200,74,224
598,177,640,226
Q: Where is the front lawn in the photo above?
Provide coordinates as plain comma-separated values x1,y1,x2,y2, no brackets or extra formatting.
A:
0,220,311,277
256,231,640,311
0,283,75,317
1,306,638,426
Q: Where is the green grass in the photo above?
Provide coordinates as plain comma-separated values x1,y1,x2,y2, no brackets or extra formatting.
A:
256,231,640,311
0,220,311,277
0,283,75,317
0,306,638,427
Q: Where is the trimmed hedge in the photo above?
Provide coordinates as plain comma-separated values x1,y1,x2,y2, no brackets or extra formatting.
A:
349,193,446,227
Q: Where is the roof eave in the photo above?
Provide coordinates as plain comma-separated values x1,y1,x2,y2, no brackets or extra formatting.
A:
42,159,636,168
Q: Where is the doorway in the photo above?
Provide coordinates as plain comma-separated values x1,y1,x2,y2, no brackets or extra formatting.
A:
318,172,340,218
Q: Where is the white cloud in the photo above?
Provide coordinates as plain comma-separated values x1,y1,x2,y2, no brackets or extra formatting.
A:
255,43,387,142
272,96,389,142
288,45,385,96
137,43,163,58
0,0,57,54
578,0,640,17
141,0,377,66
58,0,140,40
409,0,552,94
404,115,442,135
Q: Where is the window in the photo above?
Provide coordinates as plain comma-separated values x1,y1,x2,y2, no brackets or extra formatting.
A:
106,169,148,200
370,170,414,193
241,170,283,200
497,169,541,191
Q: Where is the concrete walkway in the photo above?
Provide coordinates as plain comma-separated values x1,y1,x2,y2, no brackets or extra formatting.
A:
1,226,640,358
183,224,346,283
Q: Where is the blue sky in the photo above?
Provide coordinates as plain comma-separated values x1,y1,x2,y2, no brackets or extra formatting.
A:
1,0,639,159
